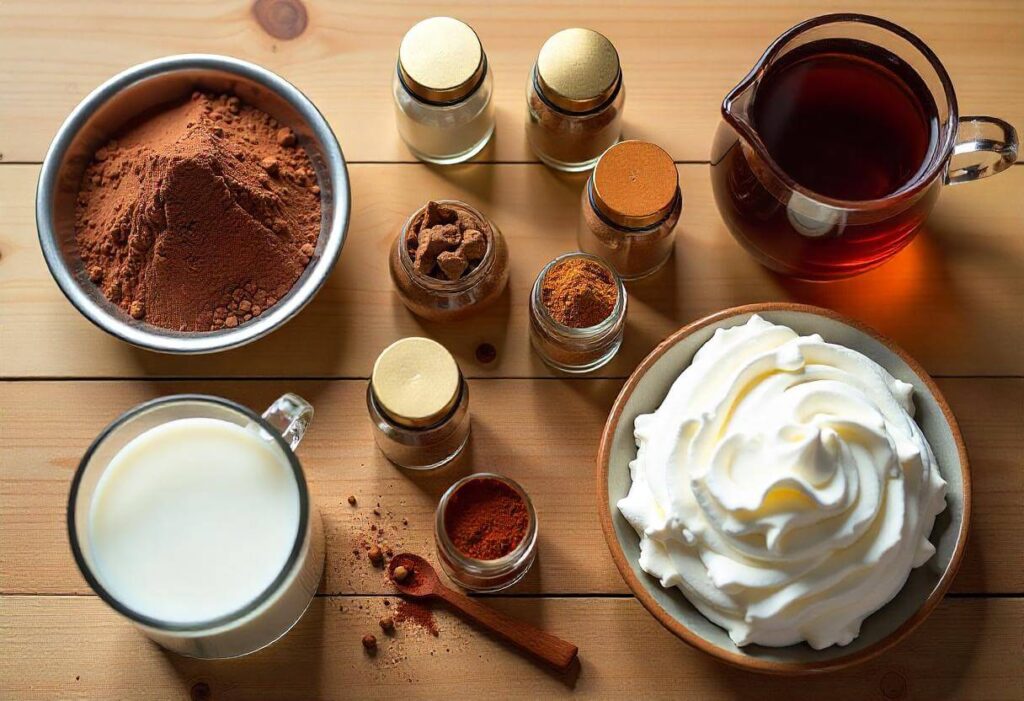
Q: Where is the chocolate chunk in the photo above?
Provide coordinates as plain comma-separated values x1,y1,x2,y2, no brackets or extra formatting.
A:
437,251,469,280
420,201,458,230
459,228,487,261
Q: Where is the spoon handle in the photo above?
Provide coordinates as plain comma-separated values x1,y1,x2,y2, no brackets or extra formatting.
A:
434,587,578,671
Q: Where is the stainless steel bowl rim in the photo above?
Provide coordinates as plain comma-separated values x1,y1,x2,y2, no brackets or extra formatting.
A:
36,53,350,354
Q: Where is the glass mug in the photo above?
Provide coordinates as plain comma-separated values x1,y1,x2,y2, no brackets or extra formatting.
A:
710,13,1019,280
67,394,325,658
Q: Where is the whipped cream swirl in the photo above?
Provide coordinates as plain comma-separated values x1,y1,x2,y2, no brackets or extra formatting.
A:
618,315,947,649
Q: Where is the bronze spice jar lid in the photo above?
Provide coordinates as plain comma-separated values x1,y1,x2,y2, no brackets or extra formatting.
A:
592,140,679,228
535,27,621,113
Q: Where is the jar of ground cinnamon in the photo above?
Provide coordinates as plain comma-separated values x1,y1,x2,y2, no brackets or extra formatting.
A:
529,252,626,373
389,200,509,322
434,473,538,592
526,28,625,172
579,140,682,279
367,337,471,470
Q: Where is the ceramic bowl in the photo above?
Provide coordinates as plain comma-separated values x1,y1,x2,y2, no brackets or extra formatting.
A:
597,303,970,674
36,54,349,353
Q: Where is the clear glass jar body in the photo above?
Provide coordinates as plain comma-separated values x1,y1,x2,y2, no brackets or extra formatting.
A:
525,67,625,172
529,252,627,374
578,176,683,280
393,66,495,165
367,374,471,470
434,473,538,592
67,394,325,659
389,200,509,322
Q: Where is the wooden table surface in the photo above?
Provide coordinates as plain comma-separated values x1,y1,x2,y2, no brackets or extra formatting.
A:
1,1,1021,699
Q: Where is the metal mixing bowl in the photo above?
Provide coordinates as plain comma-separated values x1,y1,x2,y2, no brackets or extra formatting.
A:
36,54,349,353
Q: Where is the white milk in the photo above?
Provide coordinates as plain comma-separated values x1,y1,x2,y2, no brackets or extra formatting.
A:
88,417,301,624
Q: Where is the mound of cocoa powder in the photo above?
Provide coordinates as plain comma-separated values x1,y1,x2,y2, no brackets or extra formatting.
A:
74,91,321,332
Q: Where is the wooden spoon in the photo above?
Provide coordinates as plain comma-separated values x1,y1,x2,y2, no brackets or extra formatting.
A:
388,553,579,672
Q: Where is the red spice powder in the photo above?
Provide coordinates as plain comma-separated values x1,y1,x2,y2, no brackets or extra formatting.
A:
443,477,529,560
395,600,439,637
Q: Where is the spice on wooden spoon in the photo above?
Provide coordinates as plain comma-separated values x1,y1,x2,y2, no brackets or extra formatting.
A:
388,553,578,672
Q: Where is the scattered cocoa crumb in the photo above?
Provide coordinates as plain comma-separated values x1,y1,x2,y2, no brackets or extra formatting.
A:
396,600,439,637
373,508,381,516
368,545,384,567
347,495,357,506
475,342,497,364
379,616,395,634
362,634,377,651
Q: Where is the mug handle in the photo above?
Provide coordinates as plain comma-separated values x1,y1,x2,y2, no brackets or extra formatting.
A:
945,116,1018,185
261,393,314,450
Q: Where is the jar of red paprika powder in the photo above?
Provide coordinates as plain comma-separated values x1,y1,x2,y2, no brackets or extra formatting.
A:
434,473,538,592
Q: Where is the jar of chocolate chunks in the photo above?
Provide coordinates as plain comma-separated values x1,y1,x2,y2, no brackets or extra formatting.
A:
367,337,471,470
390,200,509,322
526,28,625,172
529,252,627,373
578,140,682,279
393,17,495,164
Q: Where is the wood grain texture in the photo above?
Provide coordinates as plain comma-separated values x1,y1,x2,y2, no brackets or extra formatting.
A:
3,378,1020,596
0,596,1020,700
3,163,1023,379
0,1,1021,163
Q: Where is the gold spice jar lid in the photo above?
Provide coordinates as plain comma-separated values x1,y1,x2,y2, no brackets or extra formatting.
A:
398,17,486,104
592,140,679,228
371,337,461,427
535,28,620,113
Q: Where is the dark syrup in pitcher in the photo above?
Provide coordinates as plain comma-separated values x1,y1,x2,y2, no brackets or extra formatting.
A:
711,39,941,279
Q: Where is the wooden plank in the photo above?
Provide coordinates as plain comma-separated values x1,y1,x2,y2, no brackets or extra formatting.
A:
0,595,1020,700
3,163,1023,379
0,1,1022,164
2,378,1020,597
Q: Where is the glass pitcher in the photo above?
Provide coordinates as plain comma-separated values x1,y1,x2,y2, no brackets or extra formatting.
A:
710,13,1018,280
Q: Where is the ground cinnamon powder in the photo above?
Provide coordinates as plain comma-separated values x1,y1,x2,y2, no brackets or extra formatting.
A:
74,91,321,332
541,257,617,328
443,477,529,560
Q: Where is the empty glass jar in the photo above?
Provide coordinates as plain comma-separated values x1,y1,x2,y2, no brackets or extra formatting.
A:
393,16,495,164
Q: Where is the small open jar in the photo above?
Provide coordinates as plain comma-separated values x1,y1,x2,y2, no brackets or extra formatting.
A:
578,140,682,279
434,473,538,592
393,17,495,164
367,337,471,470
389,200,509,322
529,252,626,373
526,28,625,172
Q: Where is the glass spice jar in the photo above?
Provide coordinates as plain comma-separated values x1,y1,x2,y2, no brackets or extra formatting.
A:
389,200,509,322
434,473,538,592
526,28,625,172
578,140,682,279
367,337,471,470
529,252,627,373
393,17,495,164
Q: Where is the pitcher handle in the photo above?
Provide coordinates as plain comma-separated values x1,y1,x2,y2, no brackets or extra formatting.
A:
945,116,1018,185
261,393,314,450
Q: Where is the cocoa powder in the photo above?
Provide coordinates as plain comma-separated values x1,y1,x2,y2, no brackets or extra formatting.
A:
541,257,618,328
74,91,321,332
